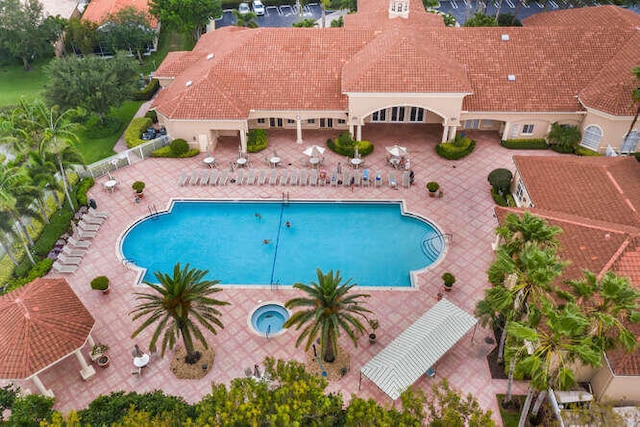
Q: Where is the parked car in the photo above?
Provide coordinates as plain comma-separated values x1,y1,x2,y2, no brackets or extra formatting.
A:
253,0,265,15
238,2,251,14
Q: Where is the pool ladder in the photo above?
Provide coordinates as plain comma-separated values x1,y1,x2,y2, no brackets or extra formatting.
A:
148,204,158,218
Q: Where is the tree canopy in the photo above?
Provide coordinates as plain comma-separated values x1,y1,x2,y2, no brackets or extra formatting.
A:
100,7,156,62
149,0,222,41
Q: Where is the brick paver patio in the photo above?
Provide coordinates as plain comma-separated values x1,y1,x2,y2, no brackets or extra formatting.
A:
4,124,562,424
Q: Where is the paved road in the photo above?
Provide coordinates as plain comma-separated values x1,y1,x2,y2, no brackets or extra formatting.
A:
215,1,640,27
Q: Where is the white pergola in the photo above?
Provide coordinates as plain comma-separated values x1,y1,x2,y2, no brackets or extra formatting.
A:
360,298,477,400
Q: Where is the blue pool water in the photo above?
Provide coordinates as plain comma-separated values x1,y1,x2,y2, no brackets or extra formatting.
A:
120,200,444,287
251,304,289,335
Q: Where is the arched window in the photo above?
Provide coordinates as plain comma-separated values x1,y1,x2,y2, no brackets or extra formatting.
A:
580,125,602,151
621,130,639,154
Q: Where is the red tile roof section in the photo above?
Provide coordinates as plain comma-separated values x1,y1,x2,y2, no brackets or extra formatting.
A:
523,4,640,28
82,0,157,28
0,278,95,379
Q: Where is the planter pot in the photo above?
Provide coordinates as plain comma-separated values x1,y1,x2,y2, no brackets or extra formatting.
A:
428,191,437,198
102,286,110,295
96,355,110,368
443,284,453,292
369,333,377,344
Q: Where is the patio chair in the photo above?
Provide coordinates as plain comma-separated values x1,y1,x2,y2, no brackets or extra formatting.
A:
354,171,362,187
330,171,337,187
402,171,411,188
67,236,91,249
375,172,382,188
178,172,188,186
318,170,327,186
82,214,105,225
76,228,98,239
343,171,351,187
62,245,87,257
269,169,278,185
219,170,229,185
236,169,245,185
189,170,199,185
52,261,77,274
309,169,318,186
199,170,210,185
78,220,100,232
258,169,267,185
388,172,398,189
88,207,108,218
362,169,370,186
300,169,308,186
290,170,299,186
57,254,83,266
246,169,256,185
209,170,219,186
280,170,289,186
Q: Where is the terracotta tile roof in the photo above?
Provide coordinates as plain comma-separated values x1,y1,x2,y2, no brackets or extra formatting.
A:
82,0,157,28
513,156,640,228
0,278,95,379
342,29,471,93
505,156,640,376
523,5,640,28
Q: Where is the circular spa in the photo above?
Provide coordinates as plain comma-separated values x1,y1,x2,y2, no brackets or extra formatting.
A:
249,303,290,337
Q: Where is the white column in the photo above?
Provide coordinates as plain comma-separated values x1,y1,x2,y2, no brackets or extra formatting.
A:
502,123,510,140
239,129,247,153
441,126,449,143
349,124,354,137
296,116,303,144
87,335,96,348
356,125,362,142
76,350,96,381
31,375,54,397
448,126,457,141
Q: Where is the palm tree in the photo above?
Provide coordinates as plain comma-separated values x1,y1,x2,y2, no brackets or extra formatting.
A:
622,65,640,149
130,263,230,364
232,10,258,28
284,269,371,363
0,211,20,267
564,271,640,353
27,151,63,211
495,212,561,258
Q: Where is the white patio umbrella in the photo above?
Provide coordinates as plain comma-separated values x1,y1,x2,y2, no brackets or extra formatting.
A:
386,145,407,157
303,145,325,157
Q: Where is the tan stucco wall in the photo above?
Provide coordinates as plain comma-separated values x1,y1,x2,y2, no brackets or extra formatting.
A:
460,112,584,140
581,108,639,153
156,111,248,150
591,366,640,404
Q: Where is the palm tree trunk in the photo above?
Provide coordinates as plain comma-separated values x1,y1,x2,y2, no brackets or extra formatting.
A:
50,187,62,210
37,200,49,224
623,105,639,146
518,387,534,427
504,357,516,403
0,240,19,266
323,338,336,363
12,213,34,247
495,0,503,20
497,324,508,363
17,230,36,265
512,0,523,25
57,153,76,214
531,390,546,416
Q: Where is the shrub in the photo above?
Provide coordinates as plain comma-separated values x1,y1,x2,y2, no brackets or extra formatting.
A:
151,145,199,158
144,110,158,124
497,13,522,26
91,276,110,291
426,181,440,192
500,139,548,149
442,272,456,286
125,117,153,148
547,122,581,153
3,259,54,295
9,394,55,425
247,129,268,153
133,79,160,101
491,188,508,207
132,181,145,193
170,138,189,156
574,146,602,156
76,177,95,207
435,134,476,160
327,131,374,157
487,168,513,195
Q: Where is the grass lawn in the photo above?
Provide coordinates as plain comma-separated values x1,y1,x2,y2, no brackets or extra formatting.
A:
75,101,143,164
140,26,194,75
497,395,525,427
0,59,52,107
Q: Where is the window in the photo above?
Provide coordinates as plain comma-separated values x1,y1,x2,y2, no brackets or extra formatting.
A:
391,107,405,122
287,119,295,124
580,125,602,151
515,180,529,206
257,118,265,124
337,119,346,125
409,107,424,122
521,124,534,135
621,131,639,154
307,119,315,124
372,109,386,122
464,119,480,129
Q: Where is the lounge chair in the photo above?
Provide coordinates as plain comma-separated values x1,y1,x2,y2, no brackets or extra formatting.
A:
189,170,199,185
219,170,229,185
199,170,210,185
269,169,278,185
280,170,289,186
246,169,256,185
354,171,362,187
62,245,87,257
75,228,97,239
388,172,398,189
309,169,318,186
362,169,370,186
343,171,351,187
290,170,299,186
258,169,267,185
209,170,219,186
178,172,188,186
330,171,337,187
300,169,308,186
57,254,83,265
82,214,105,225
402,171,411,188
78,220,100,232
236,169,245,185
375,172,383,188
52,261,77,274
67,236,91,249
88,207,108,218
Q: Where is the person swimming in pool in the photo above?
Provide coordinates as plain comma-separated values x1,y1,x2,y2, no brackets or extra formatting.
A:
263,239,271,244
284,221,291,228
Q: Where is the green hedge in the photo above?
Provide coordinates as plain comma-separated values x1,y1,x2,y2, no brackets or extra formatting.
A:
133,79,160,101
3,259,54,295
247,129,268,153
574,146,602,156
491,188,508,206
76,177,95,207
550,144,573,154
125,117,153,148
151,138,199,158
327,132,374,157
144,110,158,123
500,139,548,149
435,135,476,160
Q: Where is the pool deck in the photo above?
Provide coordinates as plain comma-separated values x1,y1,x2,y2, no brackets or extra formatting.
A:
13,124,561,423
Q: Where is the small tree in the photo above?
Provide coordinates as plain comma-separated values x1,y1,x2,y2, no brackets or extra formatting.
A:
547,122,581,153
463,12,498,27
293,18,316,27
100,6,156,63
425,379,496,426
232,10,258,28
149,0,222,41
64,17,100,56
487,168,513,196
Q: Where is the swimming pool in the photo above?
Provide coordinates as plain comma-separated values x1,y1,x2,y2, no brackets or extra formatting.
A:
120,200,445,287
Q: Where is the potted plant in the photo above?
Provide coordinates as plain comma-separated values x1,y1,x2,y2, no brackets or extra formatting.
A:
91,343,110,367
426,181,440,197
90,276,110,294
132,181,145,199
368,318,379,344
442,272,456,292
